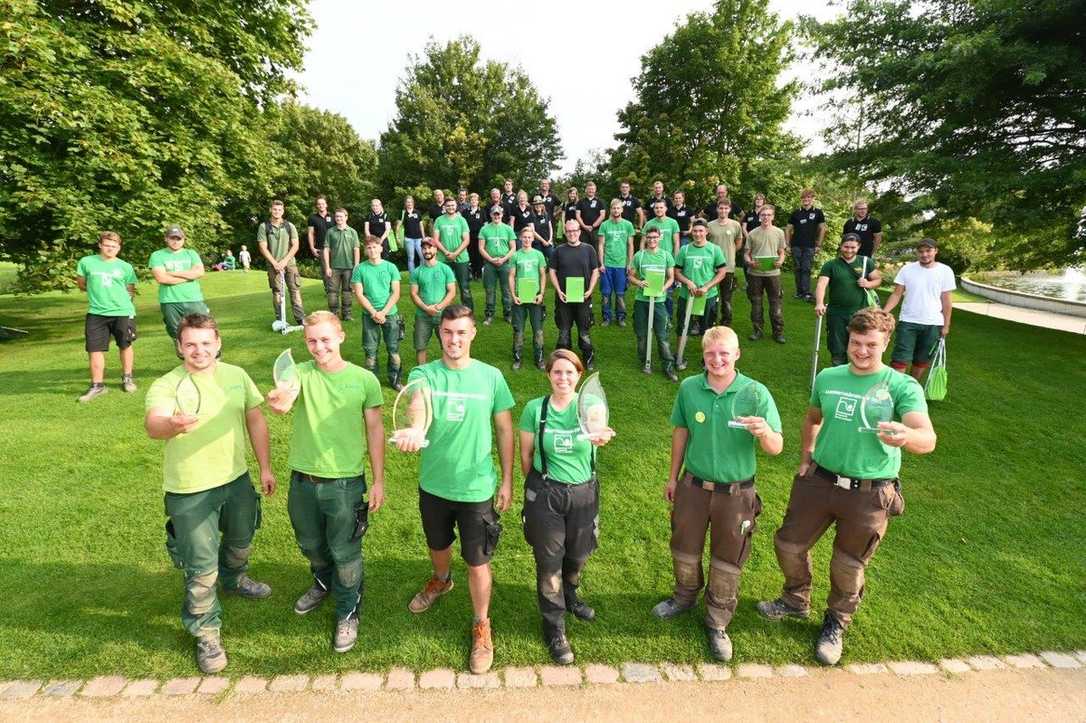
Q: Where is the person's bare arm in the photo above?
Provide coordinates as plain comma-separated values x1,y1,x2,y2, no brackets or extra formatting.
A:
872,232,884,256
308,225,318,256
548,268,565,302
494,410,514,512
145,406,199,439
381,279,401,315
364,405,386,511
814,275,830,315
518,429,535,477
798,406,824,475
323,246,332,278
882,283,905,313
663,266,676,292
585,266,601,298
816,222,827,248
76,276,87,292
665,426,688,502
353,282,379,318
258,241,280,271
245,406,276,496
940,291,953,336
878,410,936,454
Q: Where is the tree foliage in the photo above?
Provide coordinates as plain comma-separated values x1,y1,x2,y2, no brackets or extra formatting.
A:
805,0,1086,269
0,0,311,291
376,37,563,206
608,0,799,206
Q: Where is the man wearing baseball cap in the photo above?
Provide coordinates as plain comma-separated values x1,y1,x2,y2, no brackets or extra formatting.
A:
149,225,211,341
882,238,955,380
813,233,882,366
408,237,457,364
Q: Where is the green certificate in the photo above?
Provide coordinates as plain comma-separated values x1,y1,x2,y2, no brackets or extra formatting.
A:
517,276,539,303
645,270,665,298
690,294,707,315
755,256,777,272
565,277,585,303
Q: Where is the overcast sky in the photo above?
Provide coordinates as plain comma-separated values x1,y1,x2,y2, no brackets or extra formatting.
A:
297,0,842,175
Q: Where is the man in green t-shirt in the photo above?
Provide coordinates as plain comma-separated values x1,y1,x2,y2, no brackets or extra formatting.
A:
596,200,635,326
266,311,385,654
757,307,936,666
673,219,728,357
478,205,517,325
628,228,678,382
76,231,139,402
815,233,882,366
322,208,360,321
144,314,276,674
256,199,305,325
508,225,548,369
351,236,403,390
707,199,744,327
642,200,682,315
149,225,210,340
431,197,474,310
744,204,788,343
409,238,457,364
654,326,783,662
393,305,515,675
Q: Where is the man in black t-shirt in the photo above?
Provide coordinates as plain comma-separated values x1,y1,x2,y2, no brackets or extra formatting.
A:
547,221,600,368
308,196,334,294
576,182,605,244
618,181,643,227
501,179,517,223
426,189,447,227
669,190,694,247
488,188,507,224
456,188,470,215
646,180,674,217
702,184,743,221
464,192,487,279
842,199,883,258
536,179,559,221
786,188,828,300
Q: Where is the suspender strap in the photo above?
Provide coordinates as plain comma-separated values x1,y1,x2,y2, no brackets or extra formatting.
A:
537,395,550,478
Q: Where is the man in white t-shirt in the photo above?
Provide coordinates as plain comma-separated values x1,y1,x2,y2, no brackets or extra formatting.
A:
882,238,955,380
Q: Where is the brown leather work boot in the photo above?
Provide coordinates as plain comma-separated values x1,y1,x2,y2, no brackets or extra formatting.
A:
469,618,494,674
408,575,453,614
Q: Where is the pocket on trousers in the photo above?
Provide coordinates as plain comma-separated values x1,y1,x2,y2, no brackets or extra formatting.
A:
483,511,503,556
164,519,184,569
253,487,263,531
351,502,370,542
888,481,905,517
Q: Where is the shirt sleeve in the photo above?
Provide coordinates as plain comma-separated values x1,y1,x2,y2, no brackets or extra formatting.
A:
492,370,515,413
242,370,263,410
125,263,138,285
289,223,299,242
363,370,384,409
256,224,267,243
145,375,174,412
941,266,957,292
350,264,363,284
149,251,164,269
760,383,783,433
76,258,88,277
894,374,928,417
669,387,687,428
809,371,824,408
518,398,539,433
409,269,420,287
673,246,686,269
870,218,883,233
818,260,834,278
712,245,726,268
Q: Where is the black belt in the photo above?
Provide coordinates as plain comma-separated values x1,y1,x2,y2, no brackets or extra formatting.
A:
814,465,896,491
689,475,754,495
296,472,338,484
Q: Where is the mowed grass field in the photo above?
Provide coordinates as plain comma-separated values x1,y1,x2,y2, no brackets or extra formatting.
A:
0,267,1084,680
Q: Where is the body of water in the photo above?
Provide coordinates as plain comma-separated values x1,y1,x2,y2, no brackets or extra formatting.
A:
978,268,1086,303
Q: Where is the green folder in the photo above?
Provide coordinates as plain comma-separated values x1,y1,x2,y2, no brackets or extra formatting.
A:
565,277,585,303
517,276,539,304
754,256,777,272
690,294,707,315
645,270,665,298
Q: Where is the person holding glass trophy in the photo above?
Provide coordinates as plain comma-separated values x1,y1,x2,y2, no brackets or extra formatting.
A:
265,311,386,655
143,314,276,675
757,307,936,667
653,326,782,662
391,305,515,676
518,350,615,665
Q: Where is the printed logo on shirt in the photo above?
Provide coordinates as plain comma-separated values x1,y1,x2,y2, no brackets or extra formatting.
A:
553,431,574,454
833,395,858,421
694,410,706,423
445,398,466,423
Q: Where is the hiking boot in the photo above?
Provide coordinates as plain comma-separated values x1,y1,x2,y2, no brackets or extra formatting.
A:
536,359,546,371
469,618,494,674
294,583,328,615
408,575,453,613
651,597,693,619
665,367,679,383
773,334,787,344
121,375,137,393
567,598,595,622
755,597,810,621
333,612,359,653
512,354,522,371
706,628,733,662
546,633,574,665
676,359,688,371
483,315,493,326
618,318,626,328
503,314,511,324
195,630,227,674
748,330,763,341
815,612,845,666
78,383,107,403
224,574,271,599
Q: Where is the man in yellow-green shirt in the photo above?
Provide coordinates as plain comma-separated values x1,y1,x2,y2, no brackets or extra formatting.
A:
144,314,277,675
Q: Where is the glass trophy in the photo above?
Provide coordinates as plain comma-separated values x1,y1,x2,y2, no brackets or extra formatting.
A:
858,381,896,433
272,349,300,395
576,372,614,442
728,383,766,430
174,374,201,417
389,377,433,448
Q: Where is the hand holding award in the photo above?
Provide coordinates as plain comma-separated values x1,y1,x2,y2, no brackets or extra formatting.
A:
728,383,767,434
390,378,433,451
576,372,615,445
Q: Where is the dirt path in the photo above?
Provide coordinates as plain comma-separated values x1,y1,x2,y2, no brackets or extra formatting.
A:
2,667,1083,722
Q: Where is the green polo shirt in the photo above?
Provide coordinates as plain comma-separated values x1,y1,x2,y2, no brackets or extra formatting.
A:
643,216,680,250
479,222,516,260
257,221,298,260
519,395,594,485
432,214,470,263
288,361,383,478
819,256,875,314
631,248,675,301
325,226,360,270
76,255,137,316
148,247,205,303
597,218,635,268
410,261,456,310
670,372,781,483
810,365,927,479
674,242,727,299
350,260,401,316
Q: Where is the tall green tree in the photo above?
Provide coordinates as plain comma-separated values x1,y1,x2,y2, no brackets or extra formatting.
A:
376,37,563,205
0,0,310,291
608,0,799,207
805,0,1086,269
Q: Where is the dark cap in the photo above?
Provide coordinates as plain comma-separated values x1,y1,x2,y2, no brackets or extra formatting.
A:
532,195,544,204
691,218,708,229
165,225,185,238
917,237,938,248
421,237,436,246
842,232,861,243
489,205,504,215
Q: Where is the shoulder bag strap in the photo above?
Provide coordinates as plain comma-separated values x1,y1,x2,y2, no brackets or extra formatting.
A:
537,395,550,478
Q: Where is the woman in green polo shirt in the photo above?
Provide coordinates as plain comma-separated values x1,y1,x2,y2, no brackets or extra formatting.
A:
518,350,614,666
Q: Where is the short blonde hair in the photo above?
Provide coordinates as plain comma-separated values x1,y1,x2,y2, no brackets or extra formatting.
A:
98,231,122,244
303,310,343,332
701,325,739,349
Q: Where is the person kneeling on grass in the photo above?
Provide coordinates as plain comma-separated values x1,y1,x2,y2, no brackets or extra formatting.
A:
654,326,783,661
757,307,936,666
508,225,548,370
76,230,139,402
393,305,515,675
519,349,613,664
352,235,403,390
266,311,386,654
144,314,276,674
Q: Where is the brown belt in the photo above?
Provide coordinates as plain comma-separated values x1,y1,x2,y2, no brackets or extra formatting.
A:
688,474,754,495
814,465,896,491
296,472,337,484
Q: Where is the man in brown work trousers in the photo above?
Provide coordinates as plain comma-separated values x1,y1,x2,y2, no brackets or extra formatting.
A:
653,325,783,661
757,307,937,665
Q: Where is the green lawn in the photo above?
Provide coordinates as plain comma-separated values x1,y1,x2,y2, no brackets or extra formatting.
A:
0,269,1083,680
